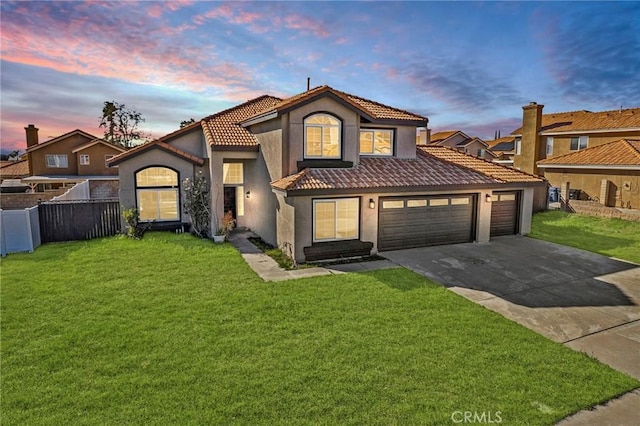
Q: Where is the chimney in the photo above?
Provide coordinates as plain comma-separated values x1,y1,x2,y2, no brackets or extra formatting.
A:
25,124,39,148
515,102,544,175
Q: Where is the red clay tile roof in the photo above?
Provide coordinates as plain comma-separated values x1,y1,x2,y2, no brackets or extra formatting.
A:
272,147,542,192
245,85,427,124
107,140,204,167
428,130,465,145
420,146,543,183
202,95,281,148
511,108,640,135
0,159,29,178
486,136,516,149
537,139,640,168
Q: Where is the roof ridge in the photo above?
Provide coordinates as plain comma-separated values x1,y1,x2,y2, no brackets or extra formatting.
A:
544,107,640,117
204,94,282,121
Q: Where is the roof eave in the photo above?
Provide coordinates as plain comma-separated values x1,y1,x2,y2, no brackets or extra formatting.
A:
239,110,279,127
539,127,640,136
537,164,640,170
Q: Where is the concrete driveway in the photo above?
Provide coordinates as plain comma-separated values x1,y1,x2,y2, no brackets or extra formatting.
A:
381,236,640,379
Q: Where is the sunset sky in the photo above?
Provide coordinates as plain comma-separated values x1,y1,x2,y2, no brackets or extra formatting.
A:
1,1,639,152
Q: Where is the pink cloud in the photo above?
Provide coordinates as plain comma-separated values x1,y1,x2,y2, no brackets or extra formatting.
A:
0,2,259,96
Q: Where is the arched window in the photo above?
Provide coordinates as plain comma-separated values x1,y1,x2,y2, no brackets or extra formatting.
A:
135,167,179,221
304,113,341,159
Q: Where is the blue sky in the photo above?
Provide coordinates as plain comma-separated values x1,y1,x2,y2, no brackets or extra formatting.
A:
1,0,639,151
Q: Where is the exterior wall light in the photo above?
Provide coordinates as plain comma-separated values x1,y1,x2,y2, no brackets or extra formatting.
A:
369,198,375,209
486,193,492,203
246,191,251,199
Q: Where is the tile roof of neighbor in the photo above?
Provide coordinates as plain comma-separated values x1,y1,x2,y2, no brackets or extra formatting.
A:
537,139,640,167
245,85,427,124
107,140,205,167
0,159,29,178
486,136,516,148
489,141,515,152
271,146,543,192
511,107,640,135
202,95,281,148
428,130,462,144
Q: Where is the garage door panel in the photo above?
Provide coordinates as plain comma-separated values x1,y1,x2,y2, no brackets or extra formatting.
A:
490,191,519,237
379,194,475,251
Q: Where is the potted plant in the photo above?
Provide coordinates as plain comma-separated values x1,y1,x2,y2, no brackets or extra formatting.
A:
213,210,235,243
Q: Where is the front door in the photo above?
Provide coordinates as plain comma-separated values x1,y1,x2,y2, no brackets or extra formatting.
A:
224,187,237,219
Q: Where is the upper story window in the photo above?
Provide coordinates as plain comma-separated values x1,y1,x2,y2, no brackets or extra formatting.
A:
80,154,90,165
514,138,522,155
570,136,588,151
304,113,341,159
45,154,68,168
546,137,554,155
359,129,393,156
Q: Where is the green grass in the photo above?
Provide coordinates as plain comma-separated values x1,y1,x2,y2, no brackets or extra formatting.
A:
2,233,638,425
531,210,640,264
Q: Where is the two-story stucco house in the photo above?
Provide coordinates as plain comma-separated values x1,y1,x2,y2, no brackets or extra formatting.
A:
22,125,126,196
511,103,640,209
109,86,544,262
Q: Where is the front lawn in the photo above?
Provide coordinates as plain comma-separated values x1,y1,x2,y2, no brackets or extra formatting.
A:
531,210,640,264
2,233,638,425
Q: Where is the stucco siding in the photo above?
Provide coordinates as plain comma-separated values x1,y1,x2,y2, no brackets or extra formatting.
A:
117,148,207,225
276,193,296,258
30,134,93,175
545,169,640,209
243,155,278,245
167,130,208,158
77,144,122,176
546,131,640,158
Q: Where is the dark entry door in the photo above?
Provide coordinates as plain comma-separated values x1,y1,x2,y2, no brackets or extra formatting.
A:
224,187,237,218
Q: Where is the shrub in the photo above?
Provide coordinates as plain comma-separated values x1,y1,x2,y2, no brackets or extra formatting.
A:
121,208,149,239
183,172,211,238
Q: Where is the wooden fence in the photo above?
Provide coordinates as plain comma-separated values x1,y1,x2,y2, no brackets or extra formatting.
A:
39,199,121,243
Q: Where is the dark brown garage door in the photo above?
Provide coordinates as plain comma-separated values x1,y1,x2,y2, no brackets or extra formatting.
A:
490,191,519,237
378,194,475,251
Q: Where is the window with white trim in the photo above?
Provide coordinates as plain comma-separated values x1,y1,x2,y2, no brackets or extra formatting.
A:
45,154,68,168
359,129,393,155
546,137,554,155
80,154,90,165
514,138,521,155
223,163,244,217
313,198,359,242
135,167,179,222
570,136,588,151
304,114,341,159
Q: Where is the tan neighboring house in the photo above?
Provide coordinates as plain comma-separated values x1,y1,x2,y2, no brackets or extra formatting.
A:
109,85,544,262
22,125,126,194
510,103,640,209
537,139,640,209
423,129,496,160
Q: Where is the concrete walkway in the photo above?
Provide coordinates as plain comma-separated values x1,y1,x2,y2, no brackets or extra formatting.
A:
381,236,640,425
227,229,396,281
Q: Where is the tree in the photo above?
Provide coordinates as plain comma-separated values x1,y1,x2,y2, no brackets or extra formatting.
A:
99,101,145,148
180,118,196,128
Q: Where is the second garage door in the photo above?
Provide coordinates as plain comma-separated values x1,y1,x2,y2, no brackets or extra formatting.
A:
378,194,475,251
490,191,519,236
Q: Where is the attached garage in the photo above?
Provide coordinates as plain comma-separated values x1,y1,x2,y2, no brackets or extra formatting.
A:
490,191,520,236
378,194,476,251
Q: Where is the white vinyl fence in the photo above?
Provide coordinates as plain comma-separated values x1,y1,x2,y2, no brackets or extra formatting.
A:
0,206,41,256
52,180,90,201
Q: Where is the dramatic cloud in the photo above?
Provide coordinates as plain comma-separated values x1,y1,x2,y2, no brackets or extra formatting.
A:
537,2,640,107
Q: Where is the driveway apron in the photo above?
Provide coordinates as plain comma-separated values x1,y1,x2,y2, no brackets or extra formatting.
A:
380,236,640,380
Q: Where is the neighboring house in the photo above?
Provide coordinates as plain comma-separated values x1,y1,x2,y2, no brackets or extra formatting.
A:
485,136,516,166
424,129,495,160
109,85,544,262
22,125,126,194
512,103,640,176
537,139,640,209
